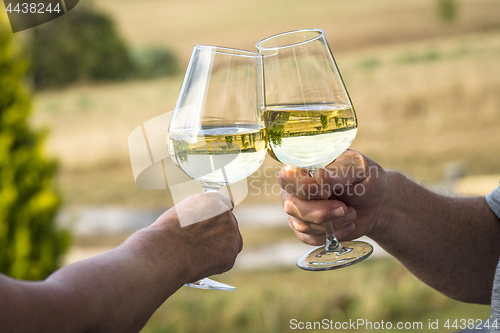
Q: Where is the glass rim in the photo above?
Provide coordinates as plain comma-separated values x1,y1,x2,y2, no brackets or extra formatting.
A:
194,44,263,58
255,28,325,51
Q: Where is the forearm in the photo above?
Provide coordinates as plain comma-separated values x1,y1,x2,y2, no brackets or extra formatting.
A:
0,192,240,332
6,227,188,333
372,171,500,304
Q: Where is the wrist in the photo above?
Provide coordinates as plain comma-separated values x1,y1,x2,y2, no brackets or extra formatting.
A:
369,170,407,242
125,226,192,288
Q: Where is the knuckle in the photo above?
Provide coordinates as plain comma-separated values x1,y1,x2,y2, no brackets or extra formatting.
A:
224,260,235,272
291,219,308,233
313,209,331,223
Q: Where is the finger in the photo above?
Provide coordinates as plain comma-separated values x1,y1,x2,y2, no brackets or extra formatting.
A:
219,207,242,253
335,221,356,241
315,150,367,186
233,214,244,253
316,150,385,208
293,228,326,246
278,165,329,200
290,220,356,246
288,215,325,235
282,191,349,224
287,207,356,236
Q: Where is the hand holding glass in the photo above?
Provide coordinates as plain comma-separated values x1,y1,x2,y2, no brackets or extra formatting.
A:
256,29,373,270
168,45,266,290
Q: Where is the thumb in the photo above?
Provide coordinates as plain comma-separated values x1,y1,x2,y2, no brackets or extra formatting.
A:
315,150,368,188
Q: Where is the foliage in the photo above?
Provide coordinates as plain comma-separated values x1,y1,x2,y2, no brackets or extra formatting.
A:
225,135,234,150
320,115,328,130
28,4,180,90
172,140,189,164
436,0,458,23
265,111,289,146
29,4,132,89
130,46,179,79
0,20,69,279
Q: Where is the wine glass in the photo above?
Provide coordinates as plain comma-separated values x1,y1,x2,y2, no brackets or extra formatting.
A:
256,29,373,271
168,45,266,290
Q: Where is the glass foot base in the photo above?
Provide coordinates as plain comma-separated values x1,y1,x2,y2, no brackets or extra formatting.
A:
185,278,236,291
297,240,373,271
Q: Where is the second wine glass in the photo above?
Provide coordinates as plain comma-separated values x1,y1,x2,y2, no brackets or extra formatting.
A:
168,45,266,290
256,29,373,271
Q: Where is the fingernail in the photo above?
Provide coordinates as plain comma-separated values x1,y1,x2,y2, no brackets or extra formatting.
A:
333,207,345,217
344,223,355,235
345,210,356,222
284,200,295,215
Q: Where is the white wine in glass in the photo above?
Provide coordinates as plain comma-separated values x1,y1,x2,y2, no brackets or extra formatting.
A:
265,103,357,170
169,125,267,189
257,29,373,271
168,45,266,290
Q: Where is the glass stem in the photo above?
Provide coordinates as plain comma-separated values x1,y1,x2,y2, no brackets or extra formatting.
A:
202,184,222,193
324,222,343,253
201,156,231,194
200,168,230,195
310,169,344,254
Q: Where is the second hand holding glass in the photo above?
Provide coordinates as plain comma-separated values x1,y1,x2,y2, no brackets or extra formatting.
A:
256,29,373,271
168,45,266,290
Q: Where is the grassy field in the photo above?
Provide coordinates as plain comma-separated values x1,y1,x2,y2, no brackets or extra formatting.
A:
141,257,491,333
19,0,500,331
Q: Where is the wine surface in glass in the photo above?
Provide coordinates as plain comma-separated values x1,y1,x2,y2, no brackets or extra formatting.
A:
264,103,357,170
169,124,266,185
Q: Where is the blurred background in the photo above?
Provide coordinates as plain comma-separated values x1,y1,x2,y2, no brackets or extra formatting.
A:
1,0,499,331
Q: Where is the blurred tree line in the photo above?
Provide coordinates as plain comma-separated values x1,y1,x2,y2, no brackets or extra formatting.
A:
29,3,180,90
26,0,454,90
0,19,69,280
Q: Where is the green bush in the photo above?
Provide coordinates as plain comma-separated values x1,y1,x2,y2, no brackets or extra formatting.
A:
0,20,69,280
130,46,180,79
30,4,133,89
28,5,180,90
